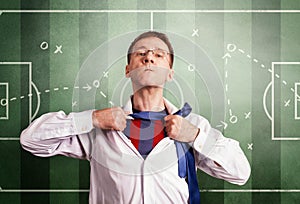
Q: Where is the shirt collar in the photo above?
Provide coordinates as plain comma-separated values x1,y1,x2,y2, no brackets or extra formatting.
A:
122,96,180,115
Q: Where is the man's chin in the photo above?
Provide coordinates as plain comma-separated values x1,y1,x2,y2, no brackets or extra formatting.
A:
133,83,165,91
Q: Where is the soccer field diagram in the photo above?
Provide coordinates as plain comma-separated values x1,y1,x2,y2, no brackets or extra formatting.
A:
1,1,300,204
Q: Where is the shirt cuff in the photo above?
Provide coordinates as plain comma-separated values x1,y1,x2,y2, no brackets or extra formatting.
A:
192,129,208,154
72,110,94,134
192,127,223,157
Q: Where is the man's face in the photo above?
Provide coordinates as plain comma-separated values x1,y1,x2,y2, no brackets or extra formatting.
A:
125,37,174,89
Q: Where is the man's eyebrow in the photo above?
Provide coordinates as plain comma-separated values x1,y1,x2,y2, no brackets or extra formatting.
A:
133,46,147,50
133,46,168,51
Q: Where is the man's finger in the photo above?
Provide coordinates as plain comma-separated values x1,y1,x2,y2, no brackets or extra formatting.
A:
164,115,179,121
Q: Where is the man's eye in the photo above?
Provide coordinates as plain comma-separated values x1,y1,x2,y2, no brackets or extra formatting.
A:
137,52,146,56
155,53,163,58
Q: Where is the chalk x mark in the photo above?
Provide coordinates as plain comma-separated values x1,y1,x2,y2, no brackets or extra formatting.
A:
247,143,253,150
192,29,199,37
72,101,77,107
284,100,290,107
54,45,63,54
103,71,109,78
244,112,251,119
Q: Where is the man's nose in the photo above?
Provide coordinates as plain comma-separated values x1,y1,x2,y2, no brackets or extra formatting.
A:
143,52,155,64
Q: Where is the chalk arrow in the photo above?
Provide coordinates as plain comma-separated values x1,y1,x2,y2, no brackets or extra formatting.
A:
220,121,228,129
222,53,231,65
83,84,91,91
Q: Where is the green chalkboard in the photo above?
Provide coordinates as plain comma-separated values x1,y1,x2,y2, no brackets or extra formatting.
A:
1,0,300,204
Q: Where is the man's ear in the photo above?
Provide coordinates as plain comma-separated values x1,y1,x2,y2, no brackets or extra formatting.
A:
125,65,130,78
166,68,174,82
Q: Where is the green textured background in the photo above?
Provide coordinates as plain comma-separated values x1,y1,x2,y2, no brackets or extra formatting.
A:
1,0,300,203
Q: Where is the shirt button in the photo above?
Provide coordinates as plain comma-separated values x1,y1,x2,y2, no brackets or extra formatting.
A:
198,145,202,150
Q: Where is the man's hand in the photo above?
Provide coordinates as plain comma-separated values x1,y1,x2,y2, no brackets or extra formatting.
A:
164,115,200,143
92,107,127,131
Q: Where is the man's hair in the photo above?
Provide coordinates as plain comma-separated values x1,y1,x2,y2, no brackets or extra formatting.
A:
127,31,174,68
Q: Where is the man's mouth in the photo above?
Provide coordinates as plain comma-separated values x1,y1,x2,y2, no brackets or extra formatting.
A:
144,66,154,71
144,68,153,71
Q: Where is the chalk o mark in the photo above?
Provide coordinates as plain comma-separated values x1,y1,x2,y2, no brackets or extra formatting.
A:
229,115,238,124
188,64,195,71
93,80,100,88
0,98,8,106
227,44,236,52
40,41,49,50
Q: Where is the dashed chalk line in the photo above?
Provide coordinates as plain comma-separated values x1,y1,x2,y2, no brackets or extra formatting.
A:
232,44,293,91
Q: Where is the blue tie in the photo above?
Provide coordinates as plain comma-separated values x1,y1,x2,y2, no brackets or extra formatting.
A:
129,103,200,204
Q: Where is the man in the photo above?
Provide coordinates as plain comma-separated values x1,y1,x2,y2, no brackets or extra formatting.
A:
21,31,251,204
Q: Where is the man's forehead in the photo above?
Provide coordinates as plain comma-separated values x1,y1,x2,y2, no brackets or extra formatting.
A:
132,37,169,52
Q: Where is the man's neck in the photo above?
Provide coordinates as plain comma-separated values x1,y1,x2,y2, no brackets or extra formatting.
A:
132,87,164,112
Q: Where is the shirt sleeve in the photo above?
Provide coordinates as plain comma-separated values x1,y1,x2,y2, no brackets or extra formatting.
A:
20,110,95,160
188,113,251,185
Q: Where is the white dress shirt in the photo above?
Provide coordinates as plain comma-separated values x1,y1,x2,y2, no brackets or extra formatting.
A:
20,98,251,204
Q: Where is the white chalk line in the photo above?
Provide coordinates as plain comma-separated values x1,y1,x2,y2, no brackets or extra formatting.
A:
150,11,153,30
1,188,300,193
2,9,300,13
0,188,89,193
8,86,70,103
0,137,19,141
201,189,300,193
